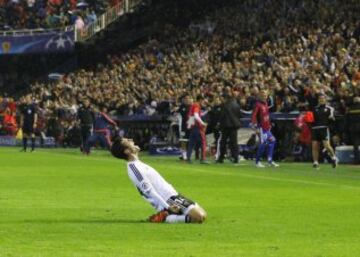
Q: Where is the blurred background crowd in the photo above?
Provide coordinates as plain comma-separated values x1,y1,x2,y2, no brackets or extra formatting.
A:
0,0,121,30
0,0,359,158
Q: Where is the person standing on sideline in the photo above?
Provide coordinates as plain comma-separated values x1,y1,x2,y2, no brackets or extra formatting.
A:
84,106,118,154
20,96,38,152
346,96,360,164
177,94,192,160
251,89,279,168
186,95,208,164
216,91,241,164
77,99,94,153
311,94,338,169
208,96,222,160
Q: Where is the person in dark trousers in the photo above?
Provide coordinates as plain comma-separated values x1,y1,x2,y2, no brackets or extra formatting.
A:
217,91,241,164
311,94,338,169
177,94,192,160
207,96,222,160
77,99,94,152
346,96,360,164
20,96,38,152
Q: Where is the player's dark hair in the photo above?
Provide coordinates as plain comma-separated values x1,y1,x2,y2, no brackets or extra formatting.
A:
111,137,128,160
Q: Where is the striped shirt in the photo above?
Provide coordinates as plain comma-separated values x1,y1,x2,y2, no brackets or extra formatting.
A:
127,160,177,211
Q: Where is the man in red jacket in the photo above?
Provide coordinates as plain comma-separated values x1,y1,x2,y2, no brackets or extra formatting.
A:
3,109,18,135
186,95,208,164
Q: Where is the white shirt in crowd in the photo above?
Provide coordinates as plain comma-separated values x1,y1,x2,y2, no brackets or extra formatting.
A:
75,16,85,30
127,160,177,211
27,0,35,7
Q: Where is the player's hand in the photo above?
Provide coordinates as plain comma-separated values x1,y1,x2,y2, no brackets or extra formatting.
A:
168,204,181,214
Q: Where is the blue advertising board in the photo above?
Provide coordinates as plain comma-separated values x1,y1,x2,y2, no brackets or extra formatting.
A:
0,136,56,147
0,30,75,55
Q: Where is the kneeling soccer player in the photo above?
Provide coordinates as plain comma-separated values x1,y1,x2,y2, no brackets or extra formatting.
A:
111,137,207,224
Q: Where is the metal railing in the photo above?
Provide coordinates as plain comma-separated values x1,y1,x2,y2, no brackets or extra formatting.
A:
75,1,126,42
1,0,143,41
0,26,74,36
75,0,144,42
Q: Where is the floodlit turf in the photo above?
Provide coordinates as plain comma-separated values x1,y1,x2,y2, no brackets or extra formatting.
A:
0,147,360,257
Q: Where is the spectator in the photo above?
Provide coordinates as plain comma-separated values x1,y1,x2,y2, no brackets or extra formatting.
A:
75,14,85,30
1,0,359,154
3,108,17,135
0,0,115,30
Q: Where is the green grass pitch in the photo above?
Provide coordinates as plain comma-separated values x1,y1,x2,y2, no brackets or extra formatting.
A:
0,147,360,257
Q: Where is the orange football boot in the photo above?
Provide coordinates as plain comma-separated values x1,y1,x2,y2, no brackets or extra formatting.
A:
148,210,169,223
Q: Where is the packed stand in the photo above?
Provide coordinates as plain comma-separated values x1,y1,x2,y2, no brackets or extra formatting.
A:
21,0,360,114
3,0,360,157
0,0,120,30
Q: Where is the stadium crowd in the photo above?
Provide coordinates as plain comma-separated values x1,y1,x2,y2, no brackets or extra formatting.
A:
1,0,360,159
0,0,121,30
15,0,360,113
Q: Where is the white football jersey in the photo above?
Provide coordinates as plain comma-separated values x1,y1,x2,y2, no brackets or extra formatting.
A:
127,160,178,211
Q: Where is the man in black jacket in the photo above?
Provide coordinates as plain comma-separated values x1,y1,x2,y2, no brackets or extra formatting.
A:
77,99,94,152
207,96,222,159
217,92,241,164
20,96,38,152
311,94,337,169
346,96,360,164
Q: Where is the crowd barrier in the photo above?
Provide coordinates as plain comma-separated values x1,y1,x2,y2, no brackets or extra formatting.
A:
0,113,350,160
114,113,347,159
75,2,126,42
0,136,56,147
0,0,143,54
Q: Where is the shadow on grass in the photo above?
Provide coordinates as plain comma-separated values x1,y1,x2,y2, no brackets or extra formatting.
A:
2,218,147,224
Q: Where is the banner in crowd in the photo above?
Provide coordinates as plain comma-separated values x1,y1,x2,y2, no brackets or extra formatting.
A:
149,143,182,156
0,30,75,55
